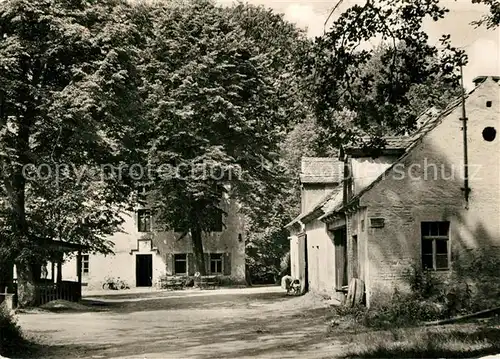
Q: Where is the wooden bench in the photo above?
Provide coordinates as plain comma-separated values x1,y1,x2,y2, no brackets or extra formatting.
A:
196,276,219,290
160,276,186,290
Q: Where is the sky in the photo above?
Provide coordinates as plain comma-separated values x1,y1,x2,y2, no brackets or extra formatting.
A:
217,0,500,89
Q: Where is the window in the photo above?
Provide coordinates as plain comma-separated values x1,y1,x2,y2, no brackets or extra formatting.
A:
137,209,152,232
174,254,187,275
81,255,89,275
210,253,223,274
421,222,450,270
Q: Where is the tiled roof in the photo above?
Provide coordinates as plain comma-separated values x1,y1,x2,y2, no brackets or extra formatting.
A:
321,80,486,221
344,135,411,151
285,186,343,228
321,187,344,215
300,157,343,184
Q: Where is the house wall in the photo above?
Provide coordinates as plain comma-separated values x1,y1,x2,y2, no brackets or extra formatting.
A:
289,235,300,280
351,156,398,196
358,78,500,305
345,208,369,301
63,198,246,290
301,183,337,213
288,229,307,294
304,219,336,296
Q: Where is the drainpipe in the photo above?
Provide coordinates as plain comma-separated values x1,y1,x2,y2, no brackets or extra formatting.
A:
459,66,470,209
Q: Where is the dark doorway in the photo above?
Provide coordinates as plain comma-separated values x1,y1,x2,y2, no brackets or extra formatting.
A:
352,235,359,279
334,227,348,290
136,254,153,287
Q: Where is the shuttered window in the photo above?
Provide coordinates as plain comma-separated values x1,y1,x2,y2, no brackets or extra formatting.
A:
210,253,223,274
174,254,187,275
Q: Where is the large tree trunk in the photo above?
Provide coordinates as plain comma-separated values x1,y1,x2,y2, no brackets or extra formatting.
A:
191,224,206,276
16,262,37,308
10,93,35,307
56,261,62,284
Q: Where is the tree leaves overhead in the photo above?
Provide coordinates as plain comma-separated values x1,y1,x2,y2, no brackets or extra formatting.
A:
140,0,308,229
472,0,500,28
0,0,145,264
126,0,311,274
0,0,310,281
305,0,467,148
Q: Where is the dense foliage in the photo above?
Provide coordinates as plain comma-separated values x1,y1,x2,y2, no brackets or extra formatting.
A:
305,0,466,150
0,0,311,300
333,251,500,329
245,115,327,283
0,307,24,356
472,0,500,28
134,0,311,275
0,0,490,298
0,0,145,306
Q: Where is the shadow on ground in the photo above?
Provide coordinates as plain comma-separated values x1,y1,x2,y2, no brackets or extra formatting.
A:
339,317,500,359
80,291,291,313
21,308,333,359
17,292,337,359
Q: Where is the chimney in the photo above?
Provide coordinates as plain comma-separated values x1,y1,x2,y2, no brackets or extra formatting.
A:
299,157,343,213
473,75,500,87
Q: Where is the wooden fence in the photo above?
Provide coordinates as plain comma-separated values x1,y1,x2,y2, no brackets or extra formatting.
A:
34,281,81,306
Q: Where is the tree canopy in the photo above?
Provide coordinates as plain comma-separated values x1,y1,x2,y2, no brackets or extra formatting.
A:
137,0,311,275
0,0,145,305
472,0,500,28
305,0,467,150
0,0,487,298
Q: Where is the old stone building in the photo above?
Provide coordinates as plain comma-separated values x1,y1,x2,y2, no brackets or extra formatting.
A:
287,157,344,295
62,192,246,289
288,75,500,306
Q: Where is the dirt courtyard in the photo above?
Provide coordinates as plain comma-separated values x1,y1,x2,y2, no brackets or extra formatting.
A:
17,286,344,359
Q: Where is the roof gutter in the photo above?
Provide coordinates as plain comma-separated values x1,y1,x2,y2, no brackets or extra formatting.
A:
301,207,325,225
285,217,306,232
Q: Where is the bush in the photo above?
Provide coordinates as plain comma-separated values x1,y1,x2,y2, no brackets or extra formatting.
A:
403,263,443,300
365,290,446,328
452,249,500,312
402,263,477,318
0,307,25,357
334,252,500,329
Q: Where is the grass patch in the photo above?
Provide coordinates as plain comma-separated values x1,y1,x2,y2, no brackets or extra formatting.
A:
0,307,39,358
330,315,500,358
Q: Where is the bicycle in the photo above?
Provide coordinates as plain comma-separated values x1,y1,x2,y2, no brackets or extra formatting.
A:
102,277,130,290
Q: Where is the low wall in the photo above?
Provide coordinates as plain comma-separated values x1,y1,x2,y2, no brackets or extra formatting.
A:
0,293,15,312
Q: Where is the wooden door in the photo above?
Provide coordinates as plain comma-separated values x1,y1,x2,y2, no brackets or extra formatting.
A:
136,254,153,287
334,228,348,290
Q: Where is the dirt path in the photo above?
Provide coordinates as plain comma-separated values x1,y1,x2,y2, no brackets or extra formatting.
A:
17,287,345,359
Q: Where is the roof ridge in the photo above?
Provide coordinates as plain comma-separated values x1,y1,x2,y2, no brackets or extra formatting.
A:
285,186,342,227
301,157,343,161
321,82,481,220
